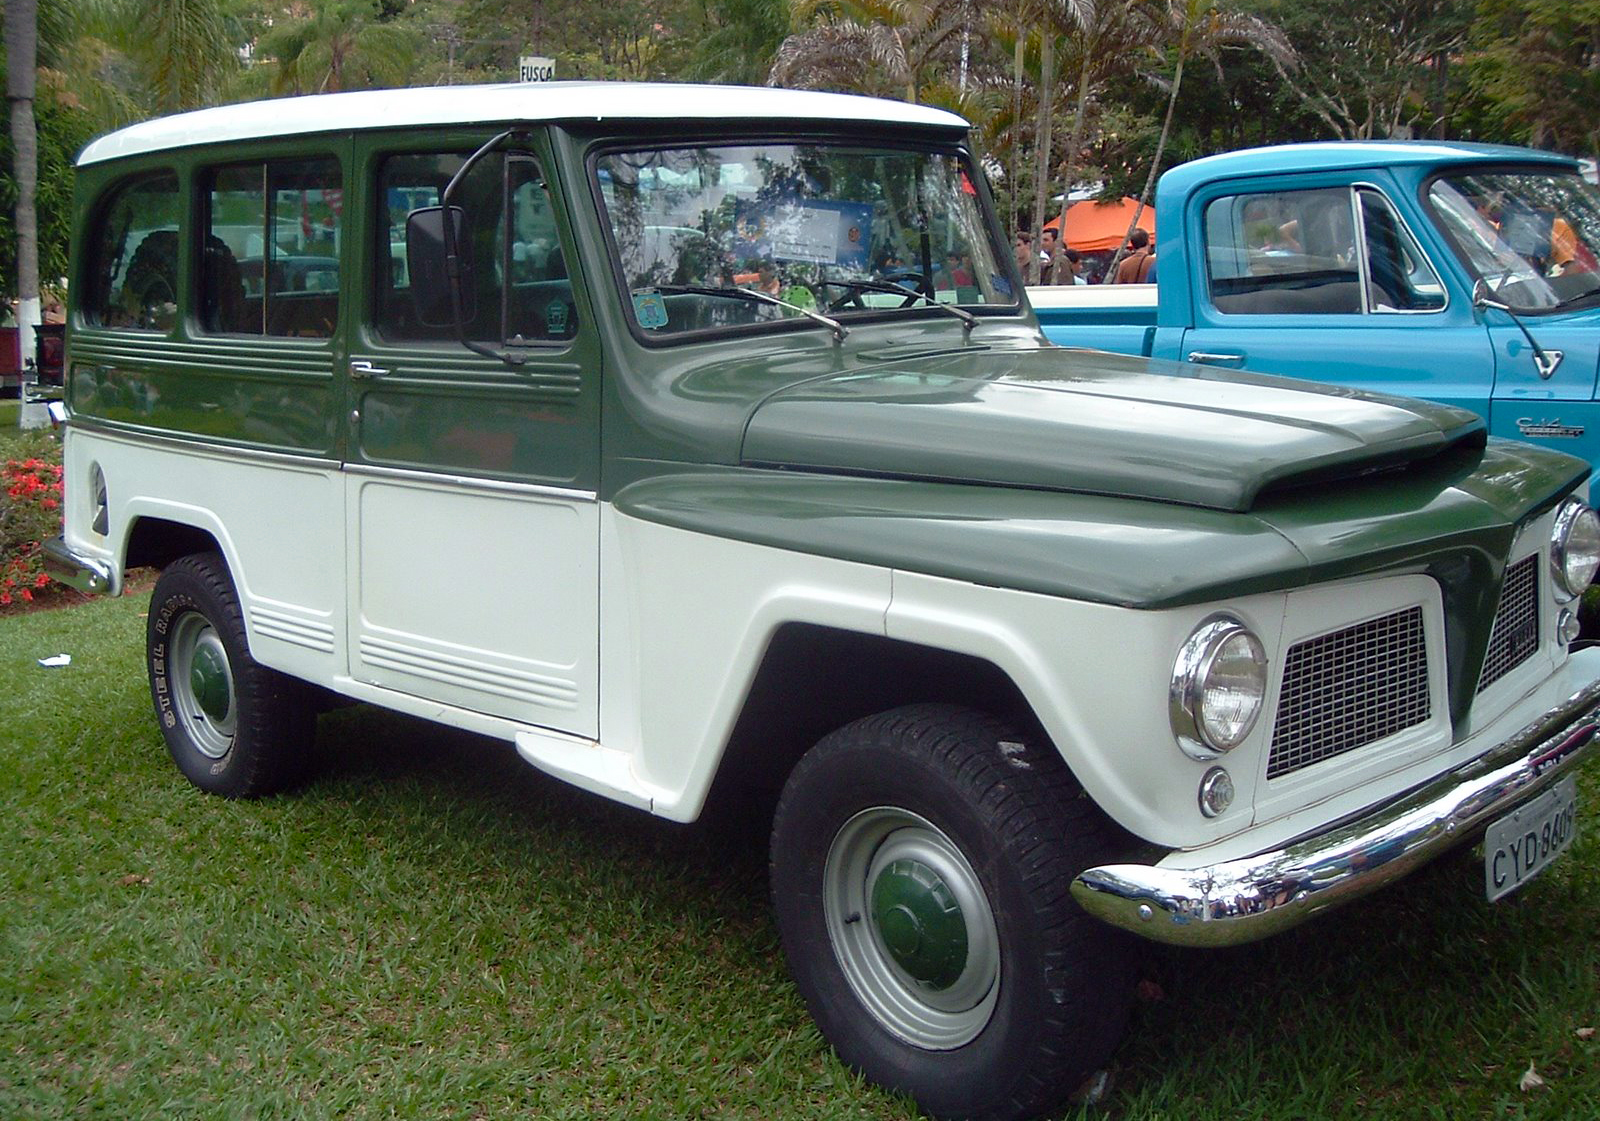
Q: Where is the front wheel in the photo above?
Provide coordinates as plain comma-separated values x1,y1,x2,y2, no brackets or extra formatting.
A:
147,553,314,797
770,705,1133,1121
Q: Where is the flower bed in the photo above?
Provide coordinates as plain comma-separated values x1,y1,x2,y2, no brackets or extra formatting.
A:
1,444,70,611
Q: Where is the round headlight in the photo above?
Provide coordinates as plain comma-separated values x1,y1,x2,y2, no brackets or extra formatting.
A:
1550,499,1600,601
1170,616,1268,761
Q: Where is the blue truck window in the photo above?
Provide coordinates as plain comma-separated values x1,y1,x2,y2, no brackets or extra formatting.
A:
1356,188,1445,313
1204,188,1361,314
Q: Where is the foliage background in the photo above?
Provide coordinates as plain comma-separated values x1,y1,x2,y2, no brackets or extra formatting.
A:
0,0,1597,291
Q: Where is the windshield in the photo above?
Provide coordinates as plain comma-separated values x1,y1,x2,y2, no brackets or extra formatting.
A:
1427,168,1600,312
594,142,1017,338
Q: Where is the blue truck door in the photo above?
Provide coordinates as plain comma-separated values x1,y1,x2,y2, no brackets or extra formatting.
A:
1484,312,1600,469
1179,180,1494,417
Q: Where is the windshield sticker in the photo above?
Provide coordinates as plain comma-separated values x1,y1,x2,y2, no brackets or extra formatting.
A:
546,300,569,334
632,290,669,329
734,200,873,268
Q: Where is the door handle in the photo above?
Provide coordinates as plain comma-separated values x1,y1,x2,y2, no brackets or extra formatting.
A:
349,359,390,379
1186,351,1246,368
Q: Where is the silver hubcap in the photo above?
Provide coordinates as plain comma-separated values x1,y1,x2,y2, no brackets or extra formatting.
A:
822,807,1001,1049
169,613,236,759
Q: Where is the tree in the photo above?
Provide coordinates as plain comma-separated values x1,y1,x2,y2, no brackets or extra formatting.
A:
1249,0,1471,141
1464,0,1600,158
1103,0,1292,282
257,0,416,94
770,0,973,104
1044,0,1149,282
5,0,39,397
678,0,791,86
134,0,237,110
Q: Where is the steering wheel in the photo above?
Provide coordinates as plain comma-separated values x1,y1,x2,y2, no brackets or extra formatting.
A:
878,269,932,306
818,280,867,314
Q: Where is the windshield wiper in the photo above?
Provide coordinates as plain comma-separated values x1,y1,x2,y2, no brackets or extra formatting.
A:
1552,283,1600,312
818,278,981,336
641,284,848,342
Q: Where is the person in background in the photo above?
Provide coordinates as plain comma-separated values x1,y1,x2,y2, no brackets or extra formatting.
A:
1113,228,1154,283
937,251,973,290
1013,231,1036,276
1060,247,1087,285
1039,227,1063,283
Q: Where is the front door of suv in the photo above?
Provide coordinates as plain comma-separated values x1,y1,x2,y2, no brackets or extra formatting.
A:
340,130,601,735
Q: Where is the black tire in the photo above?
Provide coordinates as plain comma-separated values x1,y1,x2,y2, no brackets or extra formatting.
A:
770,704,1133,1121
147,552,314,797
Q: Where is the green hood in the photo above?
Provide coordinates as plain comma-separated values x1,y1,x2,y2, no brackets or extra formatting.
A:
740,348,1487,512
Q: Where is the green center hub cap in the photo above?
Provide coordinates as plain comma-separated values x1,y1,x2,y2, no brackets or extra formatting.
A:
870,858,968,990
189,644,232,722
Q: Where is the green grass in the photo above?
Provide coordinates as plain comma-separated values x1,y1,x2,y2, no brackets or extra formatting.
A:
3,593,1599,1119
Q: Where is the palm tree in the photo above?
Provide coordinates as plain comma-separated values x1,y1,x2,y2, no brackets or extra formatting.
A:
258,0,416,95
683,0,792,86
129,0,237,112
1102,0,1294,282
1046,0,1149,282
6,0,40,422
771,0,971,104
35,0,237,127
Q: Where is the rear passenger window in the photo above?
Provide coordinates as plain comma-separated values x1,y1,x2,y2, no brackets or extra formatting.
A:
86,173,181,331
202,158,342,337
376,150,576,344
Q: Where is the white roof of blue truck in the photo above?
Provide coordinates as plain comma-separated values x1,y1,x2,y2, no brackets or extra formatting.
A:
78,82,971,166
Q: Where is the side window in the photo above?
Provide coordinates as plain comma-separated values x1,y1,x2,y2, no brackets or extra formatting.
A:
1357,188,1446,312
86,173,181,331
1204,188,1361,314
376,150,576,344
202,158,342,338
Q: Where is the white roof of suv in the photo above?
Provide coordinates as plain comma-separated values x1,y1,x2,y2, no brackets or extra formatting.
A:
78,82,971,165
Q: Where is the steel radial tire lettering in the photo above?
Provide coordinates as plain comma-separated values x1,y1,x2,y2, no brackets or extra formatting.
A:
147,552,314,798
770,704,1134,1121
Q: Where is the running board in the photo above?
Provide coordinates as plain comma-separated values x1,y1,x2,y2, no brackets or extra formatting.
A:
513,728,662,812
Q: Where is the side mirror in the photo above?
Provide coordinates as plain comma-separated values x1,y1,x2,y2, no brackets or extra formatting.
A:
406,205,476,327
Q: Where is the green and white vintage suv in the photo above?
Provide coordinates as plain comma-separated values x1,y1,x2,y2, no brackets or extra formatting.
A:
45,84,1600,1120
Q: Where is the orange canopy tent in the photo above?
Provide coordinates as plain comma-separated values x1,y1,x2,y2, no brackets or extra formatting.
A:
1043,197,1155,253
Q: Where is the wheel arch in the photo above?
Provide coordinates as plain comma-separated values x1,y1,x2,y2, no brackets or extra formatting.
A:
699,622,1044,824
124,512,228,573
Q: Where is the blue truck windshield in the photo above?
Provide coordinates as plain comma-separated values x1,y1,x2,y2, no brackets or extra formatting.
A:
1428,169,1600,312
595,142,1017,337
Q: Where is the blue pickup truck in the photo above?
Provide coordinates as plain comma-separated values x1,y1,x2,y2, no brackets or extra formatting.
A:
1031,141,1600,475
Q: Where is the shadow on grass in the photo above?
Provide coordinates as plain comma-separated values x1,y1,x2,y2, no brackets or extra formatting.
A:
301,701,775,934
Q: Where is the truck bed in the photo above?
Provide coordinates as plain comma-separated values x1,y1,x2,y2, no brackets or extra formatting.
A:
1027,284,1157,357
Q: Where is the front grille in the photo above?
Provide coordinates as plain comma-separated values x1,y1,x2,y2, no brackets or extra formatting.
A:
1267,606,1431,779
1477,554,1540,693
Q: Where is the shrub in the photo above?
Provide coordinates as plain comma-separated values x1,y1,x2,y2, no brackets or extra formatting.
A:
0,448,66,610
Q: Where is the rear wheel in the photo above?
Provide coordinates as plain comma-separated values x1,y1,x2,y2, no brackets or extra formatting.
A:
147,553,313,797
770,704,1134,1121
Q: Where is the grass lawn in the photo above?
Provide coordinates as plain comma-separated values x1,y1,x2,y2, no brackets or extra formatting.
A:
3,591,1598,1119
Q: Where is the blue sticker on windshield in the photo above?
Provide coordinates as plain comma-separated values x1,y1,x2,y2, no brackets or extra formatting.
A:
632,291,669,330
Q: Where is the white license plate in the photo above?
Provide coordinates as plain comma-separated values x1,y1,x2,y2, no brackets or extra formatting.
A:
1484,776,1578,902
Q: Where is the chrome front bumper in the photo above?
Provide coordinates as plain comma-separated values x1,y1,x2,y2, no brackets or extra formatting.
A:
42,536,114,595
1071,671,1600,947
